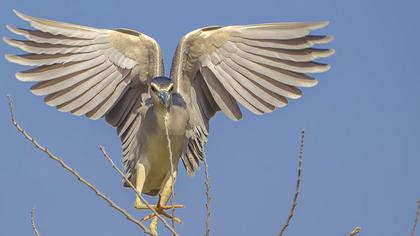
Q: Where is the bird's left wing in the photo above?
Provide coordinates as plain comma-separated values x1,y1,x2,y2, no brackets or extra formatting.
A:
4,11,164,180
171,22,334,174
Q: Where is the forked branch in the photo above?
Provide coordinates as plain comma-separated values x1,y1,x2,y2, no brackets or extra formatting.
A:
278,129,305,236
6,95,153,236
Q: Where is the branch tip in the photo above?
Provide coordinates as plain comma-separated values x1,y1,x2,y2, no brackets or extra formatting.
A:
278,129,305,236
31,208,41,236
349,226,362,236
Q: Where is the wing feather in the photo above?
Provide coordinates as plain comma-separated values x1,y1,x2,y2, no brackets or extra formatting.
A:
200,67,241,120
235,42,334,61
6,24,108,46
14,56,106,81
205,56,264,114
13,10,100,39
219,60,287,107
222,57,301,99
231,35,333,50
31,62,112,95
172,21,333,174
5,51,102,66
231,22,328,40
44,65,115,106
5,11,163,184
3,37,108,55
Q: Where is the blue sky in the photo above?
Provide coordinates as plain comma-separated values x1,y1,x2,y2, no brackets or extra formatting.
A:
1,0,419,235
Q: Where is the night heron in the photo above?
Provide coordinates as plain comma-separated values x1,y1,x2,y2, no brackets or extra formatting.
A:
4,10,334,234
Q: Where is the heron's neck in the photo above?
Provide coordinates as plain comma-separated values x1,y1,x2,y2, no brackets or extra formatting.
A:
153,103,170,122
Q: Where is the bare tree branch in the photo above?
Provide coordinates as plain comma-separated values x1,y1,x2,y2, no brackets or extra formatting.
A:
31,208,41,236
7,95,153,236
349,226,362,236
410,199,420,236
203,155,211,236
278,129,305,236
99,146,179,236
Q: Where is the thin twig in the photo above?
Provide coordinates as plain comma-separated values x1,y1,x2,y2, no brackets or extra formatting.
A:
31,208,41,236
99,146,178,236
203,155,211,236
410,199,420,236
164,116,177,233
7,95,153,236
278,129,305,236
349,226,362,236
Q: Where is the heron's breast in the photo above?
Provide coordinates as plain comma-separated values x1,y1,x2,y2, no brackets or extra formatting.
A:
143,106,188,158
166,105,189,135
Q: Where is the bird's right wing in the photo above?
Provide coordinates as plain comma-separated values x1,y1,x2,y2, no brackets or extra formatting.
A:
4,10,164,178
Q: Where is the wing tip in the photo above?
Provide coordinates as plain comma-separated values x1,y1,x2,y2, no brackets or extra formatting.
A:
325,64,332,72
13,9,31,22
312,64,331,74
308,35,334,45
30,87,44,96
15,72,32,82
3,37,21,49
87,114,102,120
318,20,330,27
15,72,24,81
2,36,12,45
289,92,303,100
5,24,16,34
308,21,330,31
313,48,335,59
4,54,17,63
226,110,242,121
186,169,195,177
304,78,319,88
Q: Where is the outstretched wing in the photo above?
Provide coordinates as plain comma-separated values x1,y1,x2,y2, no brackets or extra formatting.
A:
4,10,164,176
171,22,334,174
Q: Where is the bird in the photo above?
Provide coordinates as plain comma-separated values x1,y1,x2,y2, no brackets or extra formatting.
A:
4,10,334,234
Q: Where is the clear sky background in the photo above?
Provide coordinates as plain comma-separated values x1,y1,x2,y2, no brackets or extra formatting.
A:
1,0,419,235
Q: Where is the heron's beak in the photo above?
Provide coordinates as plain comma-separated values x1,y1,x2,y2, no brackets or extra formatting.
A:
158,91,170,109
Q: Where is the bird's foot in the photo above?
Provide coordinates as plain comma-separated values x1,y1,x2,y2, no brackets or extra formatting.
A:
136,203,184,211
140,204,184,224
134,195,184,223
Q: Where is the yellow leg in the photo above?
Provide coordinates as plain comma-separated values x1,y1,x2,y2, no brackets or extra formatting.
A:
140,170,184,233
158,169,177,208
134,163,146,209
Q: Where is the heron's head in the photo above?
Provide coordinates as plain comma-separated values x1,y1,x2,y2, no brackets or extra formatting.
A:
149,76,174,110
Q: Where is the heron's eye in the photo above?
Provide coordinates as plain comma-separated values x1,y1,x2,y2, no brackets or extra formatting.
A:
168,86,173,92
151,86,157,92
